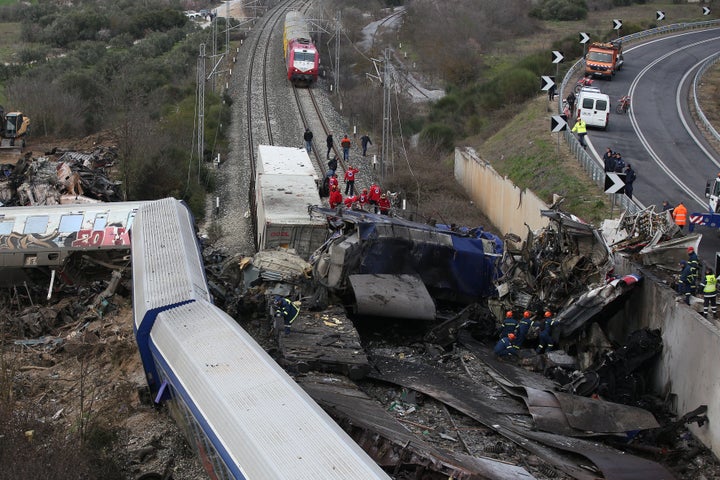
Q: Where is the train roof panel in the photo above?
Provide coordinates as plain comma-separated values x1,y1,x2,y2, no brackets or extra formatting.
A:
131,198,209,329
284,11,312,43
256,145,318,181
257,174,325,225
151,299,390,479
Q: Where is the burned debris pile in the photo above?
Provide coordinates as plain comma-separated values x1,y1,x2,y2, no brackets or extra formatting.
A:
0,146,121,206
495,209,613,312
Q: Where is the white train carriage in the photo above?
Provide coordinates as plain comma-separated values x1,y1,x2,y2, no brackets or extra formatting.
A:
131,198,390,479
132,198,210,393
256,144,320,186
151,299,389,479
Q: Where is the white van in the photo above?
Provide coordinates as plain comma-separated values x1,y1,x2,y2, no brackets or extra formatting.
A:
576,86,610,129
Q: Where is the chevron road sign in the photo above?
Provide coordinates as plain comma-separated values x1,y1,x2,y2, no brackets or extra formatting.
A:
541,75,555,91
579,32,590,44
551,115,567,133
703,7,710,16
613,19,623,30
605,172,626,194
656,11,665,21
552,51,564,64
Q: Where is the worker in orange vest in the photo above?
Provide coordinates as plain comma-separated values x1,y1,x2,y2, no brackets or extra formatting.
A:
673,202,687,230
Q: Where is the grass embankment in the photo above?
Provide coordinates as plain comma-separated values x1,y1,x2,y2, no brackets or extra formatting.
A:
475,96,611,224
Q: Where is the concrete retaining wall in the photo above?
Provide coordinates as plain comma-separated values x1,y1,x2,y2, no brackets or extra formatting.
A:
615,256,720,455
454,147,548,236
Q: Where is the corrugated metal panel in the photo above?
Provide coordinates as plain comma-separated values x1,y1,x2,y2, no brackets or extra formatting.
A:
132,198,209,328
151,300,390,480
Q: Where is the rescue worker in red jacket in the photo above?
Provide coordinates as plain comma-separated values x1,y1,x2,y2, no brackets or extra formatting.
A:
368,183,382,212
378,194,391,215
328,173,339,190
343,194,358,209
358,188,369,208
329,185,343,208
344,165,359,196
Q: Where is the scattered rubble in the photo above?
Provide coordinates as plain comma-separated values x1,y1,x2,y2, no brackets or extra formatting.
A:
4,194,720,479
0,146,121,206
601,206,702,271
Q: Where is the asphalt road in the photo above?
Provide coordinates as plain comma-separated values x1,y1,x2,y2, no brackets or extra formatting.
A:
582,27,720,268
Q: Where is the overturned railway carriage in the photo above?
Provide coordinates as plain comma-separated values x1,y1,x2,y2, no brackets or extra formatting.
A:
0,201,145,268
283,11,319,85
132,198,390,479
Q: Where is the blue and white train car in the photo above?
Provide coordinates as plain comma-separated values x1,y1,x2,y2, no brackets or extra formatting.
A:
132,198,390,479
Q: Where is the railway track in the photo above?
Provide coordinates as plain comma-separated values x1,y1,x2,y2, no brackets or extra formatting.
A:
292,86,348,181
244,0,297,247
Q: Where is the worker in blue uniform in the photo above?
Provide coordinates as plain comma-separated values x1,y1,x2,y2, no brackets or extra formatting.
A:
687,247,700,295
273,296,299,333
515,310,533,346
499,310,518,337
536,311,559,354
678,260,694,305
494,333,518,357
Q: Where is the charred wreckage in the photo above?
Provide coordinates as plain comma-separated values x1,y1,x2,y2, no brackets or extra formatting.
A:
0,189,712,479
201,204,709,479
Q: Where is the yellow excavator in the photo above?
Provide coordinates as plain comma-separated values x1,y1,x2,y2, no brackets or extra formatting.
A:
0,106,30,154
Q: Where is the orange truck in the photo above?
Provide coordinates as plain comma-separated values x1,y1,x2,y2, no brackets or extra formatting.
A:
584,41,624,80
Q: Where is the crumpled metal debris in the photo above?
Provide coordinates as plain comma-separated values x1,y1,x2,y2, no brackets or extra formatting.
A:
496,208,613,311
0,147,121,206
600,206,701,271
548,328,663,406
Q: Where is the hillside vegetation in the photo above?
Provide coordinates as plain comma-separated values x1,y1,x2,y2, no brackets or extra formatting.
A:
0,0,238,217
329,0,717,225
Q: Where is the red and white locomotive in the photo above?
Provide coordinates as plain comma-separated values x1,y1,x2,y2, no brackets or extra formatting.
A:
283,11,319,86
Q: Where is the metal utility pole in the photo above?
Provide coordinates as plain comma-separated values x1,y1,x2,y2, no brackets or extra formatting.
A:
381,48,392,182
197,43,206,181
226,1,230,66
211,18,217,92
334,11,341,96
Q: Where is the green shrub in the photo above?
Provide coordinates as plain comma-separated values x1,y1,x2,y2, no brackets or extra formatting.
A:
420,123,455,152
530,0,588,21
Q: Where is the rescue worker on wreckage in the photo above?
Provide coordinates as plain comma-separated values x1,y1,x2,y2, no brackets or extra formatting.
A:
514,310,533,346
499,310,518,338
678,260,695,305
536,311,559,354
272,296,299,334
494,333,519,357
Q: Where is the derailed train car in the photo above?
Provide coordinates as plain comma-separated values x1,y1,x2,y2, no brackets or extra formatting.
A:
283,11,319,85
132,198,390,479
309,205,504,312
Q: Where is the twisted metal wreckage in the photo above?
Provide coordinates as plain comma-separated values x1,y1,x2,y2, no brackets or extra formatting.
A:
0,189,705,478
226,205,708,479
601,205,702,271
